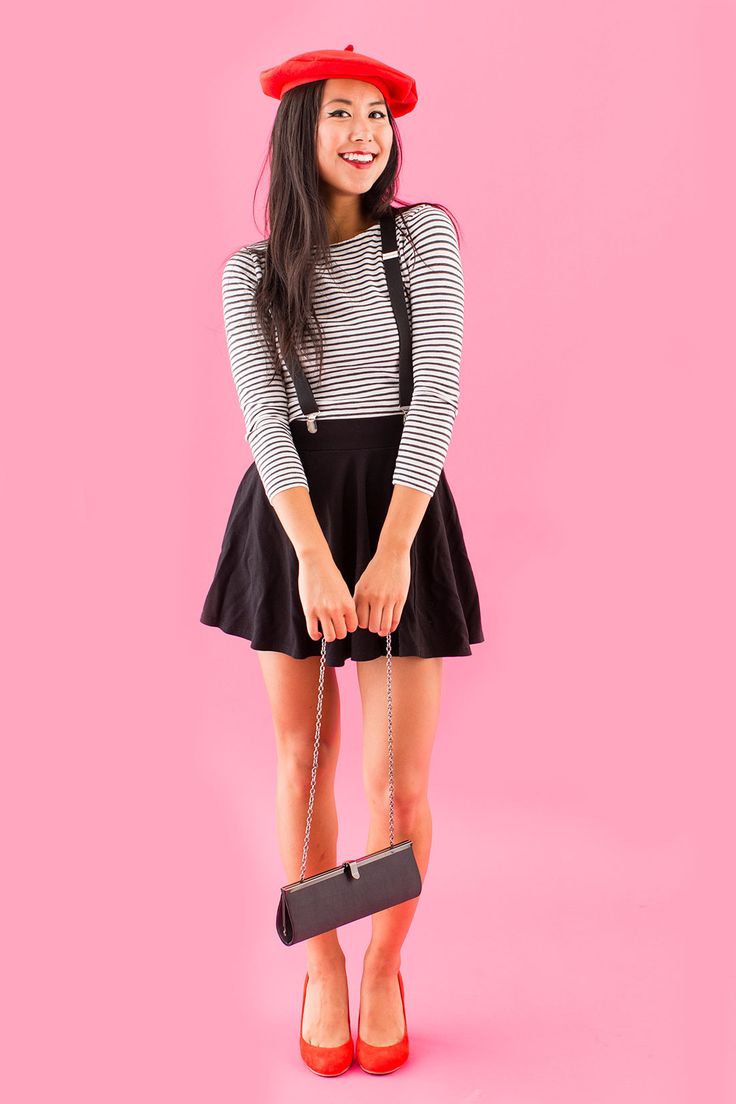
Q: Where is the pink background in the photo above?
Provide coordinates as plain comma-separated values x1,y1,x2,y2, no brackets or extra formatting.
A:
4,2,735,1102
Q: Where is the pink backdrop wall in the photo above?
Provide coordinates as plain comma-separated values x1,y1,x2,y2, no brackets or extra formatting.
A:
4,2,735,1101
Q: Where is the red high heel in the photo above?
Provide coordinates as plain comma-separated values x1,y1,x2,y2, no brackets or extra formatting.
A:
356,970,409,1074
299,972,354,1076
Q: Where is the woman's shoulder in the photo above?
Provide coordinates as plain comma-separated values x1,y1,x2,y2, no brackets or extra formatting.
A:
395,201,457,233
222,239,267,288
395,202,461,258
393,204,462,277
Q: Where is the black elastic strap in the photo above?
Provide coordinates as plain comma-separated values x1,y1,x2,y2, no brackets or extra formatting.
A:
379,208,414,410
285,355,319,417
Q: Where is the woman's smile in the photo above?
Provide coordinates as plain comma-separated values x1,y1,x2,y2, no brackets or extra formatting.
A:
338,150,379,171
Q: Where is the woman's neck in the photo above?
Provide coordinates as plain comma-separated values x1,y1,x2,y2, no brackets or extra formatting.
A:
324,201,373,245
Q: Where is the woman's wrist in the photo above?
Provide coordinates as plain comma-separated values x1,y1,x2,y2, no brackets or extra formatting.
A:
297,542,334,566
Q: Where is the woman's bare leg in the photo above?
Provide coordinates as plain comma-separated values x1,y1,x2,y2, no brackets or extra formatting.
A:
355,654,443,1044
257,649,350,1046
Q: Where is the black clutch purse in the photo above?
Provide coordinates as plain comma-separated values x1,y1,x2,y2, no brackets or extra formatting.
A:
276,630,422,945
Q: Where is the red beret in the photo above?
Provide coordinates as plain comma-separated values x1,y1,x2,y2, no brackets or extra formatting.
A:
259,44,418,118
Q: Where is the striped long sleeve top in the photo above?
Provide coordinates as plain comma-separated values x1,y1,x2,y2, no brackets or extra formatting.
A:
220,202,465,503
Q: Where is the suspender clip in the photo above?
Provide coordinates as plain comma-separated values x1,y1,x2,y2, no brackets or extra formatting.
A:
306,413,318,433
400,405,410,423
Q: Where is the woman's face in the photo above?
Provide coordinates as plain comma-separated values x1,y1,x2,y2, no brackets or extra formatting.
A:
316,77,393,196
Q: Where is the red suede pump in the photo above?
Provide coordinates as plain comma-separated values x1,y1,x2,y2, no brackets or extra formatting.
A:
299,972,354,1076
356,970,409,1074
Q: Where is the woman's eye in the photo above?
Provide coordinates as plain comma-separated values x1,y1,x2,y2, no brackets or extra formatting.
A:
328,109,386,119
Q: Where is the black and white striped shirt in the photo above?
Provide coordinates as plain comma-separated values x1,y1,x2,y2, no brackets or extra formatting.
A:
221,202,464,502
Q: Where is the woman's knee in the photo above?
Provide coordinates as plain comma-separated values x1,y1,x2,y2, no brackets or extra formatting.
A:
363,770,428,815
275,724,340,791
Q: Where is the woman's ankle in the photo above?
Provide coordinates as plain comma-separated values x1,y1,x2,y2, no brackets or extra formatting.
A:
306,945,347,979
362,945,401,978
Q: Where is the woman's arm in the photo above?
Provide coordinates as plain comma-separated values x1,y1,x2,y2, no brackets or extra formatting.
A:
375,203,465,552
222,248,310,505
221,249,357,639
390,203,464,499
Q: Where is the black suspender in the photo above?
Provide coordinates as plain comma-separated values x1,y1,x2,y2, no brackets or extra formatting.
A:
283,207,413,433
380,207,414,413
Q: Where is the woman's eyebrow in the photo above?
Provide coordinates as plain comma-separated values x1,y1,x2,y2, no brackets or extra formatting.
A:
324,97,387,107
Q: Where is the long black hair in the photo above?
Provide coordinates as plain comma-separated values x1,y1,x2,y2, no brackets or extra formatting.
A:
234,79,461,385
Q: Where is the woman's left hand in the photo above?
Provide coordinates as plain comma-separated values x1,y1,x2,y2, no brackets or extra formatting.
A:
352,545,411,635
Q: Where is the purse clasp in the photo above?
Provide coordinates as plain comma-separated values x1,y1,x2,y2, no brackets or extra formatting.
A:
344,860,360,880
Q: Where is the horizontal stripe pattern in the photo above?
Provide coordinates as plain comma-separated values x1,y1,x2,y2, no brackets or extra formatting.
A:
221,202,464,502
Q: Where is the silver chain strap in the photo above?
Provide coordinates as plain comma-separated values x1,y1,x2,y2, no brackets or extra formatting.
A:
298,632,395,882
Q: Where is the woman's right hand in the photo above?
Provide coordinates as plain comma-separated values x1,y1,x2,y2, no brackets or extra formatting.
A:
297,548,359,642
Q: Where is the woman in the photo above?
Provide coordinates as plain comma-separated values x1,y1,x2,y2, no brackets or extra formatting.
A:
200,45,484,1075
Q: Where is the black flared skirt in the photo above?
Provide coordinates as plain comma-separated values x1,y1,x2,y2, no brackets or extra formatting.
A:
200,414,484,667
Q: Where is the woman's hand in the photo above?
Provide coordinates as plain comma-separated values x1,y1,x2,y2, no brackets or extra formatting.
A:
298,548,359,642
353,546,411,636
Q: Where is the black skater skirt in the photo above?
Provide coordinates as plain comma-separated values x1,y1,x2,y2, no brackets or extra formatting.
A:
200,413,484,667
